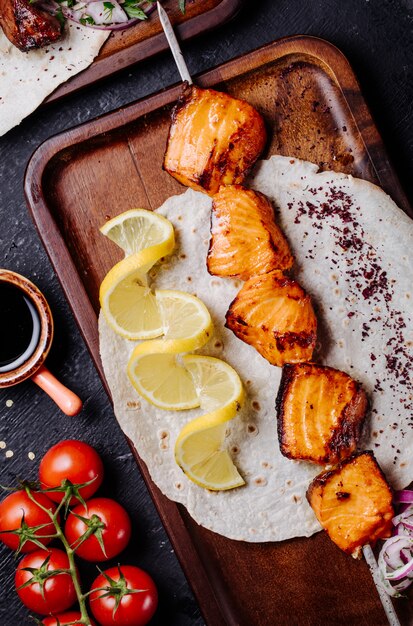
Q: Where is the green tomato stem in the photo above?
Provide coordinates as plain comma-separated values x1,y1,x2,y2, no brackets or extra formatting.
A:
24,486,93,625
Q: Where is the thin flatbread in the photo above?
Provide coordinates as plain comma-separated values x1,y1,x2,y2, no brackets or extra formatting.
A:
99,155,413,542
0,23,109,136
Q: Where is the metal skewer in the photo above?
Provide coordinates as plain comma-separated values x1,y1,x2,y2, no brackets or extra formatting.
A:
158,6,402,626
157,1,193,84
363,545,401,626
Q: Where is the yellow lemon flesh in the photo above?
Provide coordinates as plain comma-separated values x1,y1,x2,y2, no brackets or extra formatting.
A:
175,423,245,491
100,208,175,257
127,291,213,410
100,255,162,340
175,356,245,491
99,210,175,340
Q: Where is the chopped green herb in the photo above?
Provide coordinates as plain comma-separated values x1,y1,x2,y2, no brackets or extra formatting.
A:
55,7,66,25
123,0,147,20
80,14,95,24
179,0,186,13
103,0,115,19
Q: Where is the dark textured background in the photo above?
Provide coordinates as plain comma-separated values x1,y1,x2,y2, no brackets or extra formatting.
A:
0,1,412,624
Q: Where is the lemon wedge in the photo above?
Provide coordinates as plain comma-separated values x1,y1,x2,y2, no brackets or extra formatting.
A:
100,209,175,258
175,356,245,490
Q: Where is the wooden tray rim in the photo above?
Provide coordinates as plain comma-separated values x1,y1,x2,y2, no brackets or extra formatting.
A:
46,0,245,104
24,34,411,625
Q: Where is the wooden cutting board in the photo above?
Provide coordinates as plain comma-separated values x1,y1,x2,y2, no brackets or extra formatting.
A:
25,35,413,625
45,0,245,103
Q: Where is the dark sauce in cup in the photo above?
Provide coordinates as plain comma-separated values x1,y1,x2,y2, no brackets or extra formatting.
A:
0,283,40,372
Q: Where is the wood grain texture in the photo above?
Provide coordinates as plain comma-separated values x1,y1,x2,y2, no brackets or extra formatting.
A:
45,0,244,103
25,36,412,625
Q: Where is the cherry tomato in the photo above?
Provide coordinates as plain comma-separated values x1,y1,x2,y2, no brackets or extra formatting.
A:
15,547,77,615
39,440,104,504
65,497,131,562
42,611,96,625
0,490,57,553
89,565,158,626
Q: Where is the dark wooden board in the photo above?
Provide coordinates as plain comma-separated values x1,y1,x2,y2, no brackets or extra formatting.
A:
45,0,244,104
25,36,413,625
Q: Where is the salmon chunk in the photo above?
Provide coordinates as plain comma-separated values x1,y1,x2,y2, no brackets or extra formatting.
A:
163,84,267,196
276,363,368,465
207,186,294,280
307,451,394,556
225,270,317,366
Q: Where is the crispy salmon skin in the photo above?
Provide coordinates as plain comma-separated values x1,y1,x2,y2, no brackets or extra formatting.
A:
207,186,294,280
276,363,368,465
307,451,394,555
163,84,267,196
225,270,317,366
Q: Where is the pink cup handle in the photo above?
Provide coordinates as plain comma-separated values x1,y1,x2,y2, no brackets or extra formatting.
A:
32,365,83,416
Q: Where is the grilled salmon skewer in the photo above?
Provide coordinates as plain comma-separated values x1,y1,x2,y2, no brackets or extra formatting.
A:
225,270,317,366
277,363,368,465
307,451,394,557
163,84,267,196
208,186,294,279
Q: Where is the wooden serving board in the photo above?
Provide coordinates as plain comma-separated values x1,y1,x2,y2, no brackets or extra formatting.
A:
25,36,412,625
45,0,244,103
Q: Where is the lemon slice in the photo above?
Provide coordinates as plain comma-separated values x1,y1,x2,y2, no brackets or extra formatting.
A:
128,348,199,411
100,209,175,258
175,356,245,490
181,355,244,411
100,254,163,340
127,291,213,409
156,290,213,346
99,210,176,340
175,423,245,491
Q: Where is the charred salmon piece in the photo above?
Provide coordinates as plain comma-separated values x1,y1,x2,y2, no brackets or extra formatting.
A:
207,185,294,280
0,0,61,51
163,84,267,196
225,270,317,366
307,451,394,556
276,363,368,465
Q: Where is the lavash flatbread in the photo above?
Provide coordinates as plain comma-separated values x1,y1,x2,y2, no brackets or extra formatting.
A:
99,155,413,542
0,23,109,137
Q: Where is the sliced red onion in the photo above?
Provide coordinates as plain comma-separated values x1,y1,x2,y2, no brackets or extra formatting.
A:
394,489,413,504
378,533,413,596
386,558,413,581
36,0,156,30
85,0,128,25
392,504,413,526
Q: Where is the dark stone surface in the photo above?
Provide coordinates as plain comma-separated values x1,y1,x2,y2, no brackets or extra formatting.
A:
0,0,412,624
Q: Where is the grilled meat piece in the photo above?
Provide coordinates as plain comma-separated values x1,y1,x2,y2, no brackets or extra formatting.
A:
207,185,294,280
307,451,394,556
225,270,317,366
276,363,368,465
163,84,267,196
0,0,62,52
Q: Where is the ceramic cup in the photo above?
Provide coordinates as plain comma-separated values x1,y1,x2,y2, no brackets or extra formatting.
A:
0,269,82,416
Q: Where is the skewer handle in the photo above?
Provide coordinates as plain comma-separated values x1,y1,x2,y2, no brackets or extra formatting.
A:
157,2,193,84
363,544,401,626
